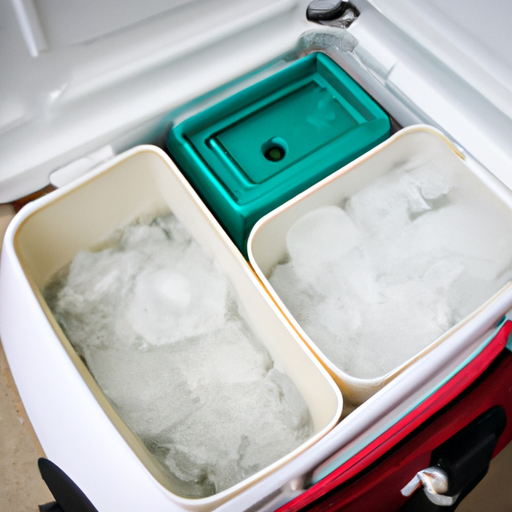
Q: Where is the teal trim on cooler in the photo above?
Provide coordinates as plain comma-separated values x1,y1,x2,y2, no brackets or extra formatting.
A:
167,53,391,256
505,317,512,351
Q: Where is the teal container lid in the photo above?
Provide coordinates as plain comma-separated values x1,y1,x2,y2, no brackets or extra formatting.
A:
167,53,391,256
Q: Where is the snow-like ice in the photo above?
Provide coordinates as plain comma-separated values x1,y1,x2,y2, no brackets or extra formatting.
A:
44,213,313,498
269,158,512,380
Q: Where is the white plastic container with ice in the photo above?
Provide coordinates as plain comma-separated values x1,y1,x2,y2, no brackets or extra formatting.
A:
249,126,512,404
0,145,342,511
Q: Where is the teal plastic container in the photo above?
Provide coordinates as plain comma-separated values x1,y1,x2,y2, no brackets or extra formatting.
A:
167,53,391,255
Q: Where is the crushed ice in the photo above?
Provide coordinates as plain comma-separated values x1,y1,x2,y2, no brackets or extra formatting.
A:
269,157,512,379
44,213,313,498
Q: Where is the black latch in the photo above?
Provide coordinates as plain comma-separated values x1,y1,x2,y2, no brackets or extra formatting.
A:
433,406,506,499
400,406,507,511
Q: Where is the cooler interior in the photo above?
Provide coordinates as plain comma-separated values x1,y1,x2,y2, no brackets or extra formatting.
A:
2,0,512,510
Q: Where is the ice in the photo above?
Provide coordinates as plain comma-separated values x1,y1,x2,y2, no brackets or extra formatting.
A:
286,205,361,287
269,158,512,380
45,213,313,498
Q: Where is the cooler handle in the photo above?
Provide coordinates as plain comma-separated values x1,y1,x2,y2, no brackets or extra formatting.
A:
400,406,507,510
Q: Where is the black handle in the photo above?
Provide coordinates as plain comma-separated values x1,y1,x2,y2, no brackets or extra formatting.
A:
400,406,507,511
433,406,506,497
38,458,98,512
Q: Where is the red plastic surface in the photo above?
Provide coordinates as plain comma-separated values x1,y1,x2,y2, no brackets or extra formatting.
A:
279,321,512,512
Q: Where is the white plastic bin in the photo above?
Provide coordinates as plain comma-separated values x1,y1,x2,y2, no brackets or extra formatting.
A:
0,145,341,512
248,125,512,405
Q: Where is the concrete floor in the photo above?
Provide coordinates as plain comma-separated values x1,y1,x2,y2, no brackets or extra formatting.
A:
0,342,53,512
0,205,52,511
1,204,512,512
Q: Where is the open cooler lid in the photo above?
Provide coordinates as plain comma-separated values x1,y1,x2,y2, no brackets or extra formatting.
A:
1,0,512,202
350,0,512,188
0,0,312,202
368,0,512,119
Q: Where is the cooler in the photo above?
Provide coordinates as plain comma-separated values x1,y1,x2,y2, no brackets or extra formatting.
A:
1,0,512,511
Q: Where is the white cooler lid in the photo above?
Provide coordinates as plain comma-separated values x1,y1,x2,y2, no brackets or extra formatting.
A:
349,0,512,189
0,0,311,202
1,0,512,201
369,0,512,118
